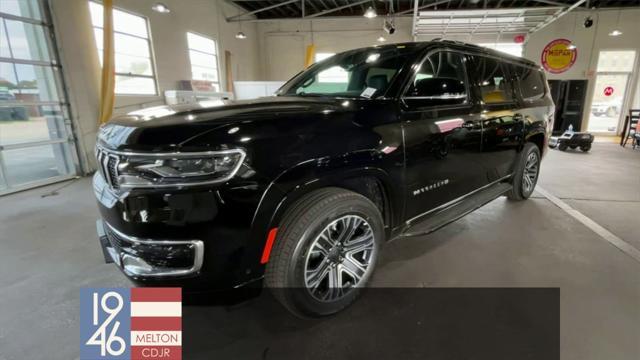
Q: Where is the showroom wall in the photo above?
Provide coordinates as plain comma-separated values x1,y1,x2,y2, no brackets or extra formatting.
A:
525,8,640,131
49,0,260,172
256,16,507,81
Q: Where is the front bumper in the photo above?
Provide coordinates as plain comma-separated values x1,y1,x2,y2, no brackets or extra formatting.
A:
97,219,204,278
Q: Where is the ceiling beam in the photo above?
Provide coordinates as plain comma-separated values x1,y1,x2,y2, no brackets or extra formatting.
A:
528,0,588,34
226,0,300,21
398,0,452,15
306,0,371,18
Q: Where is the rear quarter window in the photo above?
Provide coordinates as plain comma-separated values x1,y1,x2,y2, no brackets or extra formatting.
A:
517,66,546,101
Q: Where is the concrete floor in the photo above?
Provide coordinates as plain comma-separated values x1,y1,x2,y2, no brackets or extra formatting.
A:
0,143,639,360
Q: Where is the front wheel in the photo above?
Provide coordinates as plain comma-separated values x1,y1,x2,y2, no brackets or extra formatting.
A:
507,143,541,201
580,144,591,152
265,188,384,317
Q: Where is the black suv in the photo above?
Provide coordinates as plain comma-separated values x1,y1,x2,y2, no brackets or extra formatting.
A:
94,41,552,316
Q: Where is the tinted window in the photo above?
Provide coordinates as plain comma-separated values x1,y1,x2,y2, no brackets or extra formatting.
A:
516,66,545,101
279,46,413,98
405,52,468,106
470,56,514,104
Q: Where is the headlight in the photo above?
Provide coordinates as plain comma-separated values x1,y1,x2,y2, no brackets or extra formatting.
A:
115,149,245,188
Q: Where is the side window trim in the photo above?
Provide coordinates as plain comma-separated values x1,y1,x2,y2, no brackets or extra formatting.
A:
400,50,471,107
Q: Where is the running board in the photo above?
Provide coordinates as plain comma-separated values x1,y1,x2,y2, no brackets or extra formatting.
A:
401,182,513,237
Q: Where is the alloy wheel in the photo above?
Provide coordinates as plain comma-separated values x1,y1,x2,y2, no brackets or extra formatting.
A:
522,151,539,194
304,215,376,302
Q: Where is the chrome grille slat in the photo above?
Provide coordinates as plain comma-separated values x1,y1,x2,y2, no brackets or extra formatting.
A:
95,147,120,190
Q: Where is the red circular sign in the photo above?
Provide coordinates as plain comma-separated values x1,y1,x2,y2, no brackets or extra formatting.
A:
541,39,577,74
514,34,525,44
604,86,614,96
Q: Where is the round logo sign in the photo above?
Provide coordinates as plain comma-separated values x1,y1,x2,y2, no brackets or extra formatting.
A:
541,39,577,74
604,86,614,96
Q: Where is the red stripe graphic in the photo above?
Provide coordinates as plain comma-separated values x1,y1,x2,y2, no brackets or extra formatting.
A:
131,317,182,331
131,287,182,302
131,345,181,360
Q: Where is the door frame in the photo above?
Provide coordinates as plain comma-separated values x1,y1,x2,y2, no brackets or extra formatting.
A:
584,49,639,135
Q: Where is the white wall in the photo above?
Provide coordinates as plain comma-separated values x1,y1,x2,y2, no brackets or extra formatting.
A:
50,0,260,172
524,9,640,132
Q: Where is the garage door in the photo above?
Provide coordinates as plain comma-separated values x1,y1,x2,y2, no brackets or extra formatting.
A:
0,0,78,195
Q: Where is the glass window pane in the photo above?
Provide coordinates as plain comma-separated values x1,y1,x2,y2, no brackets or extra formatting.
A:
0,61,18,88
588,74,629,133
115,75,156,95
187,33,216,54
0,0,42,20
13,64,61,102
115,54,153,76
0,105,68,145
4,20,51,62
114,33,150,58
188,50,216,68
0,19,12,58
89,1,103,28
2,143,73,186
191,65,218,82
113,8,149,39
471,56,514,104
596,51,636,72
93,28,103,51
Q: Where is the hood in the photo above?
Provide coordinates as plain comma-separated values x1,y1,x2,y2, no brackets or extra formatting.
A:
98,96,363,150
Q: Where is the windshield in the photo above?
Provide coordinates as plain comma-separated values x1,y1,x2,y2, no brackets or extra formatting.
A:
278,45,416,99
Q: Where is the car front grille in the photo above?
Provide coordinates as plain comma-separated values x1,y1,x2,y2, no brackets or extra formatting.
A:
96,147,120,189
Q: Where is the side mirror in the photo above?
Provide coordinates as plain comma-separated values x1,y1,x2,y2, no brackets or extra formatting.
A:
403,77,467,107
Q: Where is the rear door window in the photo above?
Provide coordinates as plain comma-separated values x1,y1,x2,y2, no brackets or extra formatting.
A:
469,55,514,104
515,66,546,101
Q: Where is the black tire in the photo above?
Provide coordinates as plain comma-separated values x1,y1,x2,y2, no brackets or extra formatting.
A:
548,143,557,149
580,144,591,152
265,187,384,317
507,143,541,201
569,145,577,149
558,143,568,151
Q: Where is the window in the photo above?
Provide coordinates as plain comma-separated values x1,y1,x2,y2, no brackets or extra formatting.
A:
516,66,545,101
470,56,513,104
187,32,220,90
315,53,348,84
89,1,157,95
405,52,467,106
280,46,412,98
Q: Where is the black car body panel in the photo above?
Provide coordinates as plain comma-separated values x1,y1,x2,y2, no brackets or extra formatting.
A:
94,41,553,290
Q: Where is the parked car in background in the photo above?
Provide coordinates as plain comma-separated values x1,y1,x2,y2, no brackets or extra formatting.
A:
94,40,553,317
591,101,618,117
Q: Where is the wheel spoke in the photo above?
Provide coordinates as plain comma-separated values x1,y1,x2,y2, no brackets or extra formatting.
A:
306,260,331,290
344,230,374,256
336,216,361,244
340,256,366,284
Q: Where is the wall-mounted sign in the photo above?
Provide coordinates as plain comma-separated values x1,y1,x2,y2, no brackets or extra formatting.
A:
541,39,577,74
604,86,614,96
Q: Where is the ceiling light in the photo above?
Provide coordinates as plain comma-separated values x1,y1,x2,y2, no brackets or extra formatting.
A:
377,36,386,42
364,6,377,18
151,3,170,13
235,31,247,39
608,29,622,36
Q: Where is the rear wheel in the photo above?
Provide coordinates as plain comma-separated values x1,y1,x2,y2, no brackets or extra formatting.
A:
569,145,578,149
580,144,591,152
265,188,384,317
558,143,568,151
507,143,541,201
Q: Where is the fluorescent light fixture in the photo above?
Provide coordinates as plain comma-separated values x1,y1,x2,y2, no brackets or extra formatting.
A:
377,36,386,42
608,29,622,36
235,31,247,39
151,3,170,13
364,6,377,18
